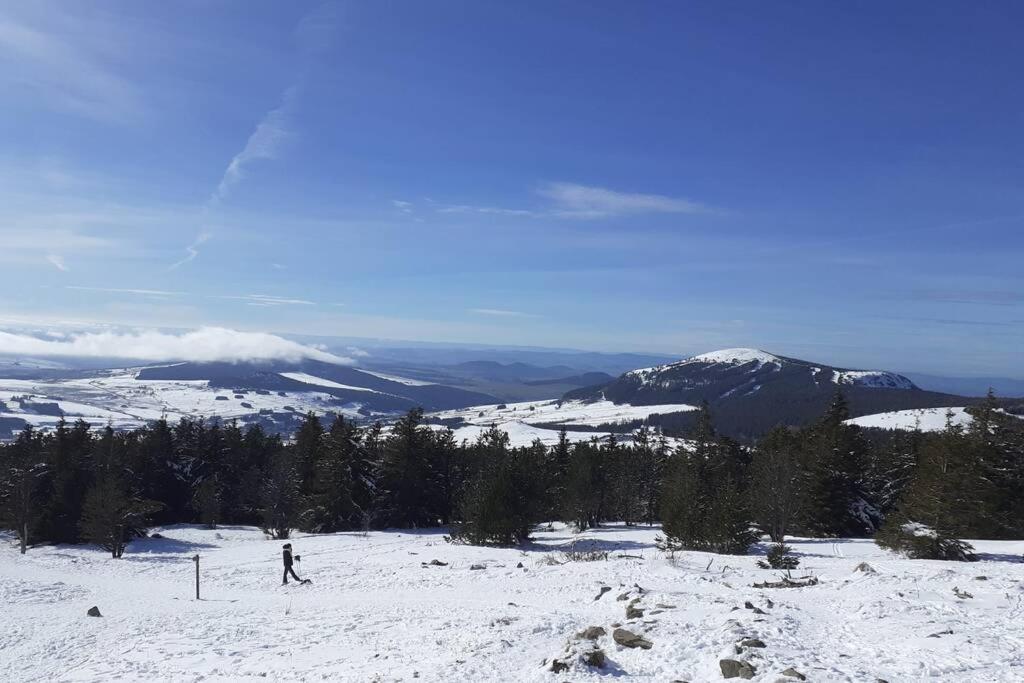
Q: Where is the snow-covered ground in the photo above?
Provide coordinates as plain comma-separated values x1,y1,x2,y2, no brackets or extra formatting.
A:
845,407,1023,432
845,407,973,432
427,399,697,447
1,525,1022,682
0,372,369,435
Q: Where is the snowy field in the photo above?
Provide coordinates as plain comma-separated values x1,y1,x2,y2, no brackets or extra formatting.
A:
0,372,368,435
845,407,1023,432
428,399,697,447
2,525,1022,682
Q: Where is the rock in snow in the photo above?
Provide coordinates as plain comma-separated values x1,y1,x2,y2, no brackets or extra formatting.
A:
613,628,653,649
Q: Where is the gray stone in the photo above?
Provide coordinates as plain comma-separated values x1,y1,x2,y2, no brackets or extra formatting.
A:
719,659,756,679
612,628,652,650
780,667,806,680
853,562,877,574
594,586,612,600
740,638,766,648
87,606,102,617
469,564,486,571
577,626,607,640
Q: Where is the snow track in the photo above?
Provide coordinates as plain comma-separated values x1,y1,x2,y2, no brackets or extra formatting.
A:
1,527,1022,681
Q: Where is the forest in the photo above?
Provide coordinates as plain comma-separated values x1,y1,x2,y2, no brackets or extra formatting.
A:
1,392,1021,562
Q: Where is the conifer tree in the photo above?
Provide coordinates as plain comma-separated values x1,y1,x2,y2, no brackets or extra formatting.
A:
0,425,48,553
801,392,878,536
259,448,302,539
750,426,805,542
80,428,161,558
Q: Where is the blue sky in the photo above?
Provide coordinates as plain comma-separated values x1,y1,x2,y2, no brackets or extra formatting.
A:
1,1,1022,376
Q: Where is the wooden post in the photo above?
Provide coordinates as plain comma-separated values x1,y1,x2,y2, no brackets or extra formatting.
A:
193,554,200,600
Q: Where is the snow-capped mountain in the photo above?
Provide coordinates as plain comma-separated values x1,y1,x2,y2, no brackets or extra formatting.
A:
567,348,972,439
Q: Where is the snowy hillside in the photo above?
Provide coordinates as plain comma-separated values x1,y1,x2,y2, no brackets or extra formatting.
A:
427,399,698,447
2,524,1022,682
0,370,375,436
846,406,1023,432
846,407,974,432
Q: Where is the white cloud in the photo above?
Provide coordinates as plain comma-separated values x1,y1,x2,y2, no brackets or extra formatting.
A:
538,182,709,218
0,327,351,364
46,254,68,271
469,308,537,318
170,232,210,270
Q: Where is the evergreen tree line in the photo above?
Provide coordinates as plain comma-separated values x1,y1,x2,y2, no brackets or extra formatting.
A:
0,392,1020,560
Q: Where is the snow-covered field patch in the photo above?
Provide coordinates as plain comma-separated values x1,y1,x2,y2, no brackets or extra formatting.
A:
1,526,1022,682
846,407,973,432
428,399,697,447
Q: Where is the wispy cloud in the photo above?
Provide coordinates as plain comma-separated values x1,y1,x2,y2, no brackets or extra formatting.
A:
438,204,536,217
911,289,1024,306
169,232,211,270
538,182,710,219
428,182,712,221
0,8,142,121
66,286,183,297
0,326,352,364
220,294,316,307
469,308,538,318
46,254,68,271
211,88,296,205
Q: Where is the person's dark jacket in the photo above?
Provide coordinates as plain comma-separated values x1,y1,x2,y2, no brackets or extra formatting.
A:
283,548,293,567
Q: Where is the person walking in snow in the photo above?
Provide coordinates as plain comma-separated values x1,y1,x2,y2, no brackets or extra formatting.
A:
282,543,302,584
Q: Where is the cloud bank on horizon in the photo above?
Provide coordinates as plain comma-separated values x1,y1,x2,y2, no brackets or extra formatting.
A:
0,327,351,365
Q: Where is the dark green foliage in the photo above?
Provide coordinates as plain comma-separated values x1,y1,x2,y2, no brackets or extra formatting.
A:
192,477,222,529
0,388,1020,563
80,428,162,558
757,543,800,569
259,449,301,540
801,393,878,537
749,426,805,542
658,403,756,555
451,428,544,546
0,426,48,553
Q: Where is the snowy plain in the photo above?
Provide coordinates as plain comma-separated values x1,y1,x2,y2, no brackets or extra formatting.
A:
1,525,1022,682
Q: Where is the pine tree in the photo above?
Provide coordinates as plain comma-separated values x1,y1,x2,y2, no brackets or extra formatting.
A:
749,426,805,542
259,448,302,540
659,402,755,555
801,392,878,537
38,419,92,543
452,428,543,546
0,426,48,553
80,428,161,558
303,415,361,532
377,409,436,528
876,416,988,560
192,476,222,529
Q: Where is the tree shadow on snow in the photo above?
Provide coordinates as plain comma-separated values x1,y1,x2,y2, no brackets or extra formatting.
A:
128,536,218,555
